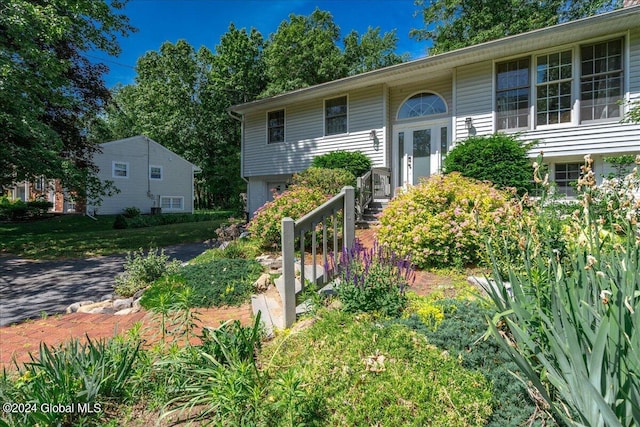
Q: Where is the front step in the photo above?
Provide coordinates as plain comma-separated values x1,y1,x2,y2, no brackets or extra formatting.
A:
252,262,326,336
358,200,389,226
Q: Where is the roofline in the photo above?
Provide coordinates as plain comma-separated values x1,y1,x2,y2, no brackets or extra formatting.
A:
100,135,201,170
230,5,640,114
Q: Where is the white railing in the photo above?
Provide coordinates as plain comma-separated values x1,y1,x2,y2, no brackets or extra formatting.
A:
356,167,391,221
280,186,355,327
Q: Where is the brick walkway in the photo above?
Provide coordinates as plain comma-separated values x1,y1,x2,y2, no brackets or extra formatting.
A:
0,228,452,370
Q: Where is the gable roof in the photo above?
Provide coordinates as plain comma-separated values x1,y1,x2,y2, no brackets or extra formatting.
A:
230,5,640,114
99,135,201,172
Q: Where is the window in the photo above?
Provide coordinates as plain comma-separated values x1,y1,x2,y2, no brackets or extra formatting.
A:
160,196,184,210
496,58,530,130
268,110,285,143
554,163,581,197
580,38,623,122
398,92,447,119
112,161,129,178
149,166,162,180
325,96,347,135
536,50,573,125
34,176,45,191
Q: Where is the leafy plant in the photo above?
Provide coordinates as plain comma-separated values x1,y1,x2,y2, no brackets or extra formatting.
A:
248,185,329,249
327,239,414,317
114,248,182,297
485,154,640,426
443,132,534,194
0,335,140,427
378,172,519,268
292,166,355,195
311,150,372,178
122,206,141,218
199,312,263,366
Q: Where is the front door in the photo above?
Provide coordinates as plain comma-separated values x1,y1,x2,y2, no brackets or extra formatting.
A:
395,122,449,188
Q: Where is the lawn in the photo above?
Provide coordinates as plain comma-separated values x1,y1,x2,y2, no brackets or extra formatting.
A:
0,212,232,259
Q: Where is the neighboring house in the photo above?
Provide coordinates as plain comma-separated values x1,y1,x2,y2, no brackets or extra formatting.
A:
230,5,640,218
5,178,75,213
88,135,200,215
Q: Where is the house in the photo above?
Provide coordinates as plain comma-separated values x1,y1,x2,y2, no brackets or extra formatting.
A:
5,179,73,213
230,5,640,218
87,135,200,215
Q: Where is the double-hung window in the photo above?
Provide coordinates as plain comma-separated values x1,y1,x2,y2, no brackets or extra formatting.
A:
496,58,530,130
580,38,623,122
268,110,285,144
555,163,581,197
536,50,573,125
161,196,183,210
325,96,347,135
112,161,129,178
149,166,162,180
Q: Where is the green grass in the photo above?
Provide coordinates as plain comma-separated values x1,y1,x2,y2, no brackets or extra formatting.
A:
0,214,229,259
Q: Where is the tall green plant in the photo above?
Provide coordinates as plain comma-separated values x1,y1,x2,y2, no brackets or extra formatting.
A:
484,154,640,426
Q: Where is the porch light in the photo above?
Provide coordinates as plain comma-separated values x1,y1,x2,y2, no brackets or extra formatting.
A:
369,129,377,140
465,117,473,130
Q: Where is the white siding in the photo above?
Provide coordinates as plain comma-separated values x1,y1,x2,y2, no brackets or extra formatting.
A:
91,136,196,215
630,28,640,104
243,85,386,177
454,62,493,140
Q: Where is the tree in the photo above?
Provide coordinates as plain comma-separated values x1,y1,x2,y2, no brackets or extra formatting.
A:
262,8,345,96
0,0,134,203
343,27,408,75
410,0,621,54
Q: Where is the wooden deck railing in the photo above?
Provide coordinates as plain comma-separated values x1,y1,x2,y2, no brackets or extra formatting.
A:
356,167,391,220
280,186,355,327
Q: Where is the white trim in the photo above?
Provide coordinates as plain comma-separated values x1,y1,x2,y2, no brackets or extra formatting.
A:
396,90,449,121
149,165,163,180
112,161,129,179
324,94,349,136
160,196,184,211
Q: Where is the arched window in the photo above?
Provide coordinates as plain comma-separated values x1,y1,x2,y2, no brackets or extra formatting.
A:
397,92,447,119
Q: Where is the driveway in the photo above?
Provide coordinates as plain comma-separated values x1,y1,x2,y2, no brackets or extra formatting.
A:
0,243,211,326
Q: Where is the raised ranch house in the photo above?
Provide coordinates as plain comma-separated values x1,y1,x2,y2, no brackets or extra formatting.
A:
230,5,640,218
7,136,200,215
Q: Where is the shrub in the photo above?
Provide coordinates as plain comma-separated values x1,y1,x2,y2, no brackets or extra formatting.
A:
122,206,141,218
378,172,518,268
113,214,128,229
292,166,355,195
327,239,414,317
0,197,52,221
393,298,554,426
248,185,329,249
443,133,534,194
114,248,182,297
311,150,372,178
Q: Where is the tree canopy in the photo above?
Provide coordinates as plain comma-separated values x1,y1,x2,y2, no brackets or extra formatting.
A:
411,0,621,54
1,0,134,203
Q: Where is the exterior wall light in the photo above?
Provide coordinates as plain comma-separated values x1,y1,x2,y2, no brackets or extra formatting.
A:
465,117,473,130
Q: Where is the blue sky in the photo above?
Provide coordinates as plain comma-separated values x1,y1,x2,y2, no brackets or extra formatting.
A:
100,0,428,87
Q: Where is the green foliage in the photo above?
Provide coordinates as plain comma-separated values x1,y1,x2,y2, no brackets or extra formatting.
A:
112,211,229,230
142,258,263,309
311,150,372,178
0,335,140,427
114,248,182,297
191,239,262,263
261,309,493,426
199,314,263,366
292,167,356,195
343,27,409,75
485,157,640,426
378,172,518,268
248,186,329,249
113,214,128,229
122,206,141,218
411,0,619,54
443,133,534,194
0,0,133,202
0,198,53,221
328,240,414,317
393,298,554,426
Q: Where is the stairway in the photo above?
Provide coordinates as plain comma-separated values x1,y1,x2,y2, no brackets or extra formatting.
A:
251,262,331,336
358,199,388,226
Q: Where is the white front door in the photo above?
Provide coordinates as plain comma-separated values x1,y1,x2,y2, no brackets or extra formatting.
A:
394,121,449,189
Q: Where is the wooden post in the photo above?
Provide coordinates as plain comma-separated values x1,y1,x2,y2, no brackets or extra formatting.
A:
281,217,296,328
343,186,355,250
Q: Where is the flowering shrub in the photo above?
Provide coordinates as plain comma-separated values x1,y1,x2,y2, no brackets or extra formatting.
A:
377,173,518,268
247,185,329,249
327,239,415,317
291,167,355,196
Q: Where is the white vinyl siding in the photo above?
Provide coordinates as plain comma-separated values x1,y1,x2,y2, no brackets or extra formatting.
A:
243,85,385,177
161,196,184,211
454,62,493,138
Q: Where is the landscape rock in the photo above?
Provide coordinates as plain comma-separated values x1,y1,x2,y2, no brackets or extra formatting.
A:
254,273,272,292
113,298,133,311
77,300,113,314
114,307,136,315
101,294,113,301
66,300,95,313
133,289,146,300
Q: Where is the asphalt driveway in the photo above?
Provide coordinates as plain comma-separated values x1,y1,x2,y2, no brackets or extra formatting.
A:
0,243,211,326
